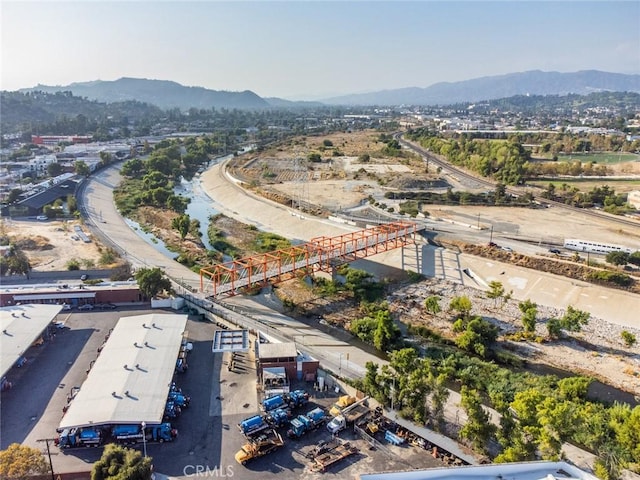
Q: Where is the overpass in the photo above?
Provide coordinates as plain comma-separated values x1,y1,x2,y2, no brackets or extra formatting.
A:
200,221,423,297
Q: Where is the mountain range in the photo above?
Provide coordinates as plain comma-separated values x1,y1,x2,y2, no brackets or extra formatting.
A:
17,70,640,109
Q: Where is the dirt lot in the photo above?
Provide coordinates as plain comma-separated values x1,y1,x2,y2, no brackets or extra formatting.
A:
1,218,103,271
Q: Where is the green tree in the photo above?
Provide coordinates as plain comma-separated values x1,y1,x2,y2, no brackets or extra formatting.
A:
6,188,22,204
322,139,333,147
424,295,441,315
518,299,538,333
606,251,630,266
135,267,173,299
0,443,51,480
449,295,472,320
628,251,640,266
373,308,400,352
47,162,63,176
459,386,497,453
75,159,90,176
561,305,590,332
171,214,191,240
486,281,505,308
91,444,152,480
455,317,499,357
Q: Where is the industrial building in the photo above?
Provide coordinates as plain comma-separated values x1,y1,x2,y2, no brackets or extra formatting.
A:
0,281,141,307
1,304,62,390
357,461,599,480
59,313,188,429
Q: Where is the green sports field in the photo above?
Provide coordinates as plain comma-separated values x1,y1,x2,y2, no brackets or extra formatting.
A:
556,152,640,164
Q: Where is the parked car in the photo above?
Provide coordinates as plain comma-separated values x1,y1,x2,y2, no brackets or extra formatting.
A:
80,274,88,281
36,215,48,221
61,304,72,311
77,304,94,311
548,248,561,254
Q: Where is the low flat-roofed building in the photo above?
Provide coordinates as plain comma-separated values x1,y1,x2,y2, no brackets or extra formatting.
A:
258,342,298,383
1,304,61,379
59,313,187,429
212,329,249,353
0,281,141,307
357,461,599,480
257,341,319,384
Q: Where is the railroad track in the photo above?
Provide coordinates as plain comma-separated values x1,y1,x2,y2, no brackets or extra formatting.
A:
398,135,640,230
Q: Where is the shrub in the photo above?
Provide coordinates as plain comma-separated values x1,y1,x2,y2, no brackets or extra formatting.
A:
621,330,637,347
66,259,80,271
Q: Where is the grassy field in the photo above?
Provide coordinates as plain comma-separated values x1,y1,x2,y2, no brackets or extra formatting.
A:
556,152,640,164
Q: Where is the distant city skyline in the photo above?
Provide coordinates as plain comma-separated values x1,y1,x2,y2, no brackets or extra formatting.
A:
2,1,639,100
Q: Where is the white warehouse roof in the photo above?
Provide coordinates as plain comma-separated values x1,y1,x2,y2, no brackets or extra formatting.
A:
1,304,61,378
357,461,598,480
59,313,187,429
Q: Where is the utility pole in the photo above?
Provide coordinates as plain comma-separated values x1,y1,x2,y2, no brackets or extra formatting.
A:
36,438,56,480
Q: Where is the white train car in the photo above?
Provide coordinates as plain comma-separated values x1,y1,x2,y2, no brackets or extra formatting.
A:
563,239,636,255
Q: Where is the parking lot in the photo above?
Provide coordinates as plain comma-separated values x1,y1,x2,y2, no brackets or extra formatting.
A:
1,306,444,479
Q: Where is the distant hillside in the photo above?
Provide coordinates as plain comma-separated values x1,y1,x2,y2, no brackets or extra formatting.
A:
322,70,640,106
0,90,164,135
19,77,271,110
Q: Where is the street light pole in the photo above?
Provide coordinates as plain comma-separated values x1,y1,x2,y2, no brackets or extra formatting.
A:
36,438,55,480
141,421,147,458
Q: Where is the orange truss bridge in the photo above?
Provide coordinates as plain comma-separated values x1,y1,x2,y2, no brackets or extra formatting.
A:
200,221,423,297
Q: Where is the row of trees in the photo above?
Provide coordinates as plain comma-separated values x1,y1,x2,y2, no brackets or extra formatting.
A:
0,443,152,480
540,183,633,213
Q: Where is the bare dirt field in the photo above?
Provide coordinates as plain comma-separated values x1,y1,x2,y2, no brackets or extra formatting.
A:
1,218,103,271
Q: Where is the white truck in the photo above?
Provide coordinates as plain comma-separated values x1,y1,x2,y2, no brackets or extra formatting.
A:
326,396,369,434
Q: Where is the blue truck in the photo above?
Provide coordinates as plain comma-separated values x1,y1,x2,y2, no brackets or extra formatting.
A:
164,400,181,419
238,415,270,438
287,390,309,409
56,427,104,448
168,391,190,408
112,423,177,444
287,407,326,439
261,394,287,412
266,408,291,428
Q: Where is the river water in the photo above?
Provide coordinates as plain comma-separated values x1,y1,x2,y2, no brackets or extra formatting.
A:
122,151,638,407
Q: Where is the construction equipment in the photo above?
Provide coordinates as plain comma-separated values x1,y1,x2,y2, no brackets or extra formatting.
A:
56,427,104,448
328,395,356,417
308,438,359,473
326,397,369,434
287,407,326,439
238,415,270,438
235,430,284,465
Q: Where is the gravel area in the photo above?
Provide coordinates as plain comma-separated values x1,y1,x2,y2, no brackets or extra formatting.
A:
388,278,640,395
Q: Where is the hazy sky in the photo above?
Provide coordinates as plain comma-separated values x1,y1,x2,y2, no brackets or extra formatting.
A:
2,1,639,99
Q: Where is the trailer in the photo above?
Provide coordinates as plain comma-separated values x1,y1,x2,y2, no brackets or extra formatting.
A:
238,415,270,438
235,430,284,465
308,439,359,473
